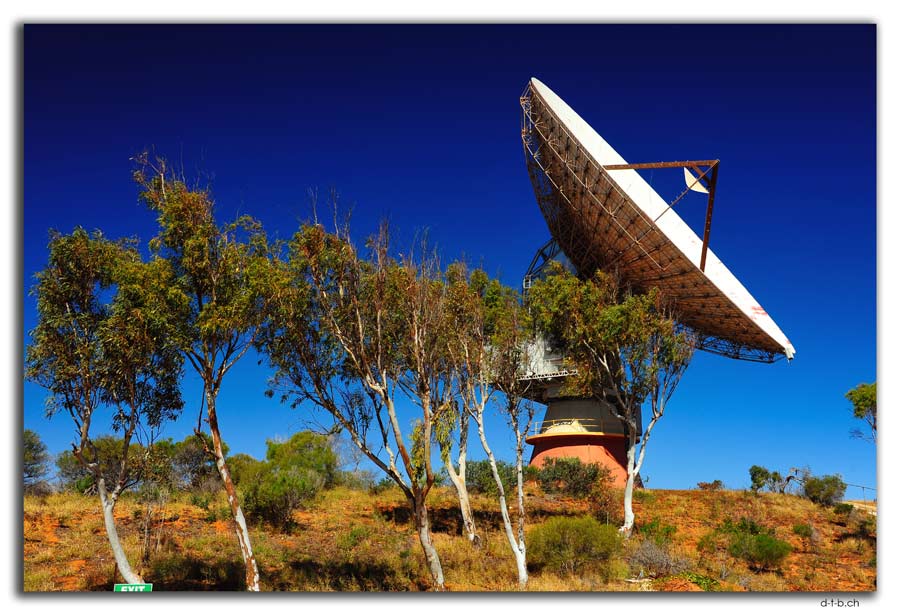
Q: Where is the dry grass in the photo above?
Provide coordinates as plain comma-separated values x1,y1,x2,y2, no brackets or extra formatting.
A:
23,485,875,592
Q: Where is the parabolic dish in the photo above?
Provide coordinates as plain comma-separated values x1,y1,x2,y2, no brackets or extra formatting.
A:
522,78,795,362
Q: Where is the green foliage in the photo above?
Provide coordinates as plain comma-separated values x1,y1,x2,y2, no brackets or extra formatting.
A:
369,477,400,495
639,517,677,547
727,532,792,571
833,502,855,516
172,434,225,492
749,465,770,493
26,227,184,500
705,516,792,571
337,525,373,550
527,264,694,426
265,432,338,488
240,431,337,529
697,531,719,555
681,572,721,592
55,436,145,493
536,457,612,499
190,492,213,510
465,459,517,496
748,464,800,494
793,523,814,539
845,382,876,441
226,453,260,487
24,429,51,490
804,474,847,506
528,516,621,578
721,517,767,537
242,465,324,530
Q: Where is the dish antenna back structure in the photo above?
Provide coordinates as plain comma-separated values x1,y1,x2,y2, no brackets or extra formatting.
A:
519,78,794,485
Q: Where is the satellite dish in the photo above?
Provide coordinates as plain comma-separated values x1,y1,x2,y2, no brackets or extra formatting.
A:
521,78,794,362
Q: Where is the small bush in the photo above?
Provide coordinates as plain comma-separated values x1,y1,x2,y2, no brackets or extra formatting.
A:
588,479,618,525
369,477,399,495
189,492,213,510
681,571,721,592
722,517,767,537
537,458,612,499
629,539,690,578
728,533,792,571
697,531,721,555
528,516,621,578
793,523,813,540
804,474,846,506
639,517,677,547
697,480,724,491
700,516,792,571
338,525,372,550
242,466,324,530
832,502,854,516
466,459,517,496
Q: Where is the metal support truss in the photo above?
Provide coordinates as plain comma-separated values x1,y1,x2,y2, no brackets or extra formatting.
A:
603,160,721,272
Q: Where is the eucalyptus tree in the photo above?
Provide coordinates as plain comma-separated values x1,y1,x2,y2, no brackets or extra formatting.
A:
846,382,876,443
133,155,273,590
23,429,50,491
26,228,184,584
528,265,694,535
444,264,534,588
484,276,537,585
260,221,449,589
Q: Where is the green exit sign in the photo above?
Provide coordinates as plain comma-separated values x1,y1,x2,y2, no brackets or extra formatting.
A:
114,583,153,592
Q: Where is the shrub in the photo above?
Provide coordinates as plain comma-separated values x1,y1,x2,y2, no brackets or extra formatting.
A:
240,431,336,529
189,492,213,510
639,517,677,547
528,516,621,577
588,479,618,525
537,457,612,499
792,523,813,539
466,459,517,496
700,517,792,571
242,465,324,530
629,539,690,578
681,572,721,592
697,531,721,555
369,477,399,495
728,532,792,571
804,474,847,506
722,517,767,537
338,524,372,550
697,480,724,491
832,502,855,516
629,490,655,506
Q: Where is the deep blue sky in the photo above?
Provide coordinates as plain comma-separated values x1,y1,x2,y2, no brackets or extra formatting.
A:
23,24,876,494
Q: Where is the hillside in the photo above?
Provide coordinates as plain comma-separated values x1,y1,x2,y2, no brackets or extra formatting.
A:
23,485,876,592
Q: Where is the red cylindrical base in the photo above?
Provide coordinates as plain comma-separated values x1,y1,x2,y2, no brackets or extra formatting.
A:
528,434,629,488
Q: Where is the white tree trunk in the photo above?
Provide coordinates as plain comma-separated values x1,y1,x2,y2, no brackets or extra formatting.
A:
620,431,637,536
413,494,445,590
445,460,478,544
98,482,143,584
476,416,528,589
207,392,260,591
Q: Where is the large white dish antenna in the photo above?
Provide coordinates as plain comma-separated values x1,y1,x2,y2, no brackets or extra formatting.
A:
522,78,794,362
